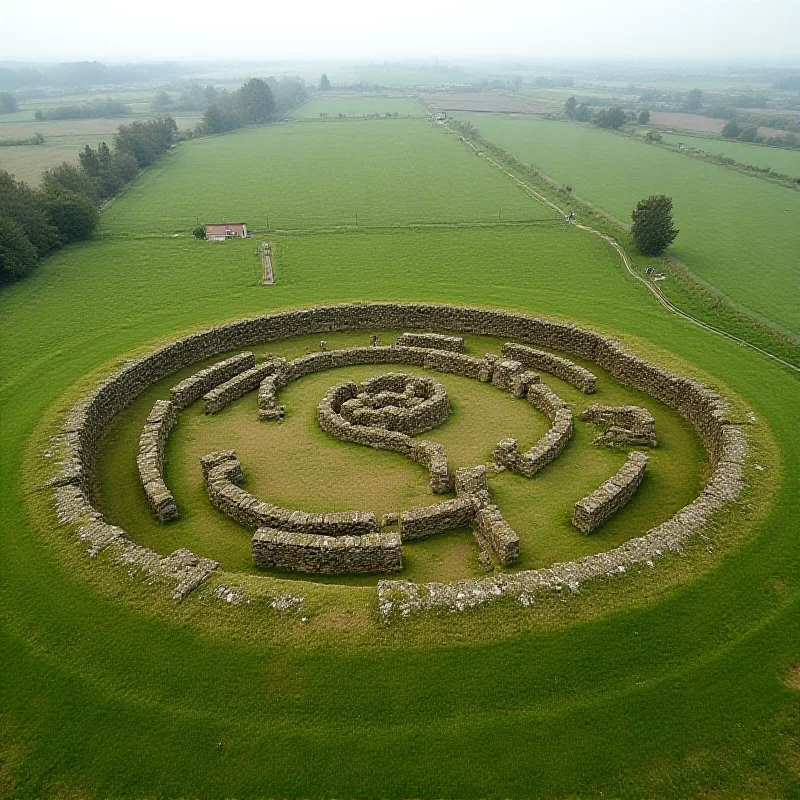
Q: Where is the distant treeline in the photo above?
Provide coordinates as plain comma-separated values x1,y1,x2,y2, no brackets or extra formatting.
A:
0,116,176,283
0,133,44,147
0,61,185,91
34,99,130,121
153,77,308,136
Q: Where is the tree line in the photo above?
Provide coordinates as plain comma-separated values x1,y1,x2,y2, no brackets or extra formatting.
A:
153,77,308,136
34,98,130,121
0,116,177,283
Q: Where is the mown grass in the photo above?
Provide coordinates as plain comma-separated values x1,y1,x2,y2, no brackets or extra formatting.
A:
100,118,551,233
290,95,423,118
455,113,800,338
2,118,800,798
655,131,800,178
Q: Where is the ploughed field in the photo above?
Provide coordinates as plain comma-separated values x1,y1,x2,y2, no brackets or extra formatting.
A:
456,112,800,338
3,108,800,798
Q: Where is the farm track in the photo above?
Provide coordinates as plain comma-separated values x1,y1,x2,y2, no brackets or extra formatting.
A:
442,121,800,377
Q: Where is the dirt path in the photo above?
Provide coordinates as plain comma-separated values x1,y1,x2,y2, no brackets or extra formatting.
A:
442,121,800,376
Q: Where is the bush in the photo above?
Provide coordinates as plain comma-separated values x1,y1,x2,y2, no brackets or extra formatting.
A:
192,225,206,239
0,215,38,280
40,188,99,244
631,195,678,256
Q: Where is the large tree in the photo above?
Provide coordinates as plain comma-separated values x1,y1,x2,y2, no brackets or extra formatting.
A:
686,88,704,112
236,78,275,124
0,91,17,114
564,96,577,119
320,73,331,92
638,109,650,124
631,195,678,256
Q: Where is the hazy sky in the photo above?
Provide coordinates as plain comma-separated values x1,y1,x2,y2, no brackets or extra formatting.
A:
2,0,799,63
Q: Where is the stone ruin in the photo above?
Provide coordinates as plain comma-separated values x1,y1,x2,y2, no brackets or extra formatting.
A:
580,404,658,448
45,304,748,611
572,451,649,534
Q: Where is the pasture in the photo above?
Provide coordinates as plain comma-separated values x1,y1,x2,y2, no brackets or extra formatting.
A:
2,114,800,798
656,130,800,178
0,114,202,185
456,113,800,338
290,95,423,118
101,118,552,233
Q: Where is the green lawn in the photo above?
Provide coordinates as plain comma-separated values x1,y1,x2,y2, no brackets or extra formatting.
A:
3,116,800,798
656,130,800,178
290,95,424,118
456,113,800,338
101,119,550,233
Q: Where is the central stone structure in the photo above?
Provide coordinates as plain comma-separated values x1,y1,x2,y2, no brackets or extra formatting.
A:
336,373,450,434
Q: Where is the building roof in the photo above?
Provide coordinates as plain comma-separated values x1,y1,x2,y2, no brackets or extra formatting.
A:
204,222,247,235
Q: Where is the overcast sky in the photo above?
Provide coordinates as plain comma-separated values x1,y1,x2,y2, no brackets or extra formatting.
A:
2,0,799,63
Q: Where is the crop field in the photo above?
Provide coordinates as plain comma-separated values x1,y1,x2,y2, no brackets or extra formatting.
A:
101,119,551,233
3,114,800,798
656,130,800,177
290,95,424,118
0,114,202,185
456,113,800,338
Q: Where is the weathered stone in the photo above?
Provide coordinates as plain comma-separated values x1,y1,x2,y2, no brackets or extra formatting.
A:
395,332,465,352
572,451,649,533
502,342,596,393
170,352,255,410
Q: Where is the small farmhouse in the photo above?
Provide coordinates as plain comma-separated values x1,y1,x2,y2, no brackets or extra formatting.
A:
204,222,248,241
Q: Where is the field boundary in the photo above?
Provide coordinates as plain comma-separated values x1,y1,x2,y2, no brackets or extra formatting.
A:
439,118,800,377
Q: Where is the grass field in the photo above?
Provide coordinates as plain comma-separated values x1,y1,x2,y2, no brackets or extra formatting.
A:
656,130,800,177
456,113,800,338
3,116,800,798
290,95,424,118
101,119,552,232
0,114,202,185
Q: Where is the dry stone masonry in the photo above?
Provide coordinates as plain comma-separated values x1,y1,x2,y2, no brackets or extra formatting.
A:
203,359,281,414
203,450,379,536
502,342,597,393
580,404,658,448
136,400,178,521
572,451,649,534
395,332,465,352
170,352,255,410
493,382,574,478
253,528,402,575
317,376,452,494
47,303,748,606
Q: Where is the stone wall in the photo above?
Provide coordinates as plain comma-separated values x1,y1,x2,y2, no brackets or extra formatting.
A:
474,505,520,566
136,400,178,521
50,302,747,603
339,374,450,435
399,497,474,540
580,404,658,448
317,379,452,494
502,342,597,394
170,352,255,411
203,360,281,414
253,527,402,574
395,332,465,352
493,383,574,478
572,451,649,534
203,451,379,536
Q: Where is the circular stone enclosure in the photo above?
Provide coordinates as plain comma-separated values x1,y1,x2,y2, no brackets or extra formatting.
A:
48,303,748,615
